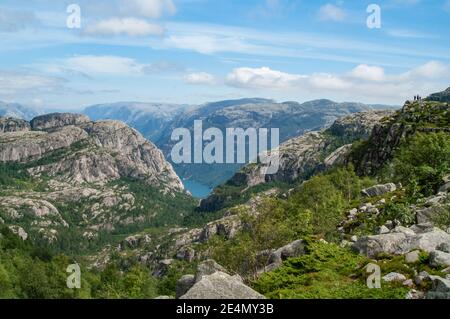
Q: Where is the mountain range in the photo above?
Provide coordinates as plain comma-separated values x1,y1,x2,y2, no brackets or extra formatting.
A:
0,88,448,299
84,98,399,191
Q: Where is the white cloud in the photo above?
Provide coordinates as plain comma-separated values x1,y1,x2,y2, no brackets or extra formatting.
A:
349,64,385,82
85,18,165,37
184,72,216,85
124,0,176,18
40,55,184,77
402,60,450,79
226,67,304,89
318,4,347,22
222,62,450,104
309,73,352,90
386,29,431,39
0,70,64,96
65,55,146,75
163,34,259,55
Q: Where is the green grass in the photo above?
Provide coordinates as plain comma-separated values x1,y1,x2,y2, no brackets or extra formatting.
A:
252,241,410,299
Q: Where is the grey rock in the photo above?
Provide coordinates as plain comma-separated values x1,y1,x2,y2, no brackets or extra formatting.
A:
155,296,173,299
415,271,430,286
153,259,173,278
176,274,196,299
383,272,407,282
405,250,421,264
403,279,414,288
180,272,265,300
0,117,30,133
264,239,306,271
8,225,28,240
121,234,151,250
0,117,184,191
439,182,450,193
392,226,416,236
352,227,450,258
406,289,425,299
416,206,447,225
430,251,450,268
426,276,450,299
437,243,450,253
378,226,390,234
195,260,228,283
362,183,397,197
176,247,196,262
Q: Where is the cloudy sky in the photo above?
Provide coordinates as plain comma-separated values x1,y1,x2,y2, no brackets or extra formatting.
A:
0,0,449,109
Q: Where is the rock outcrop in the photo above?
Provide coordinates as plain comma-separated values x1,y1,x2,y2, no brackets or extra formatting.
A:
352,225,450,258
361,183,397,197
178,260,265,300
0,114,183,190
0,113,187,246
30,113,90,131
200,110,393,212
0,117,30,133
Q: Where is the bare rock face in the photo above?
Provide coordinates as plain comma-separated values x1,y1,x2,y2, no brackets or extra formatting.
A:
352,225,450,258
362,183,397,197
0,113,187,246
329,110,393,139
30,113,90,131
200,111,392,212
0,126,88,162
0,114,183,191
0,117,30,133
8,225,28,240
180,271,265,299
426,276,450,299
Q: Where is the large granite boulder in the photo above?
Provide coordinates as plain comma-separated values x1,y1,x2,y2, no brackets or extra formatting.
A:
426,276,450,299
179,272,265,299
361,183,397,197
352,226,450,258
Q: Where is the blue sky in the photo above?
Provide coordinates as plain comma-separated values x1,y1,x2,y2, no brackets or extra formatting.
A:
0,0,449,109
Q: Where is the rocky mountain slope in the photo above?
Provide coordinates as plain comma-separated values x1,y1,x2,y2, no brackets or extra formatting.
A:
0,89,447,300
0,113,193,252
162,99,397,187
199,110,393,211
83,98,397,189
141,89,449,299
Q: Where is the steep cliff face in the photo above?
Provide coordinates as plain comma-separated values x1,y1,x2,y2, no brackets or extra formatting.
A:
0,114,183,190
199,110,393,211
0,113,191,248
352,98,449,176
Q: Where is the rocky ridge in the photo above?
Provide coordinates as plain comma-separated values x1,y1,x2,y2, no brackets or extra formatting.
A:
199,110,393,211
0,113,187,245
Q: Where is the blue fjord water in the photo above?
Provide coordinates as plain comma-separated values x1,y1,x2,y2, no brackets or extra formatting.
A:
182,179,213,199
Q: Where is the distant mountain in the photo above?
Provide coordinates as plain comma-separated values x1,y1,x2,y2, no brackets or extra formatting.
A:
83,102,195,144
0,101,40,120
426,87,450,102
81,98,398,191
158,99,398,188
